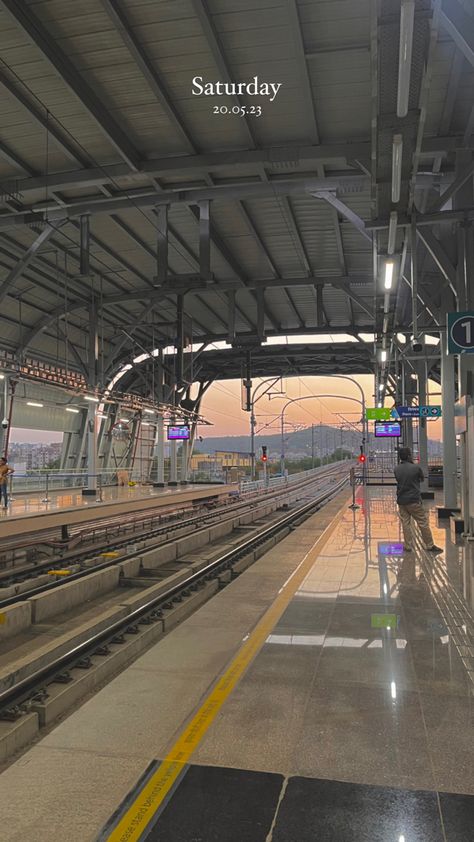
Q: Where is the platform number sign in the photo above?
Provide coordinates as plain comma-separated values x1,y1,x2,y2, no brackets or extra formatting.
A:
448,311,474,354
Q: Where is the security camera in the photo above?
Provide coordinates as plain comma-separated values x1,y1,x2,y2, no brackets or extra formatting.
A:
1,418,8,429
412,340,423,353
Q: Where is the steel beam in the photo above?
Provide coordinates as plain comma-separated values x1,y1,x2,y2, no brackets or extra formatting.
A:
430,160,474,211
330,280,374,319
99,0,196,152
5,143,371,197
279,196,312,275
0,138,36,176
416,227,457,294
312,191,372,243
439,1,474,68
190,0,256,147
287,0,320,144
0,0,141,169
0,224,56,306
0,68,89,167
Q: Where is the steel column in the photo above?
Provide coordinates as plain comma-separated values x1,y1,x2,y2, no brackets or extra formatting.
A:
441,331,458,508
416,361,429,492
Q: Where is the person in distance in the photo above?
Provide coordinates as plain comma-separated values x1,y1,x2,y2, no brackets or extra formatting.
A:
0,456,14,509
394,447,442,554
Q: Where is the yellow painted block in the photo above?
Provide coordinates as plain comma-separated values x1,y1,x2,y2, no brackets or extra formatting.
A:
0,613,5,625
47,569,72,576
100,552,119,558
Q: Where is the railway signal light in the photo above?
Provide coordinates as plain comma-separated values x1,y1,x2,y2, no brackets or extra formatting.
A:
261,445,268,463
358,453,366,464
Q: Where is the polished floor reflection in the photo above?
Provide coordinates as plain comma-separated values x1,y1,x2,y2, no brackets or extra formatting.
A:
190,486,474,839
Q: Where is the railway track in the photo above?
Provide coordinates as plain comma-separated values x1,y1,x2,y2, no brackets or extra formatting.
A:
0,464,346,601
0,473,348,740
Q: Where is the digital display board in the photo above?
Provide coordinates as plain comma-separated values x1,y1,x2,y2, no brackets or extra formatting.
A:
167,425,190,441
374,421,401,438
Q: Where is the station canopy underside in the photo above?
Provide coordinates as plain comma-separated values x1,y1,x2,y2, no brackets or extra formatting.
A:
0,0,472,395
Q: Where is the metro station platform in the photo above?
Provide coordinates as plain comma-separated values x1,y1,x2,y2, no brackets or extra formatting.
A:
0,486,473,841
0,483,233,540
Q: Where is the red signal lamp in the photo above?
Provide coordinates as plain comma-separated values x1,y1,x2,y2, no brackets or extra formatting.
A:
261,454,268,462
358,454,366,464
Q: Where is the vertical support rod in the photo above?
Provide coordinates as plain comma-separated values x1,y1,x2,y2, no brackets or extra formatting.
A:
86,298,99,494
441,331,458,508
410,213,418,341
180,438,189,484
176,294,184,388
154,414,165,486
417,361,428,493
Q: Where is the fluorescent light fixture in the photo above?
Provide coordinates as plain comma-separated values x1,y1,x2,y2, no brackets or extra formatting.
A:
142,421,151,426
27,401,43,407
387,211,398,254
0,374,4,380
379,384,384,391
119,418,129,423
65,407,79,414
384,260,395,290
391,681,397,699
144,409,155,415
84,395,99,402
392,134,403,202
380,349,387,362
397,0,415,117
399,835,406,842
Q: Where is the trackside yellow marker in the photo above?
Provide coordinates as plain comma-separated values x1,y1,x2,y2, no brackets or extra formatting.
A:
0,613,5,625
105,496,349,842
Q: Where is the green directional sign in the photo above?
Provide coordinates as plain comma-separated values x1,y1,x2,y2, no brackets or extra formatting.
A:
366,407,391,421
371,613,398,630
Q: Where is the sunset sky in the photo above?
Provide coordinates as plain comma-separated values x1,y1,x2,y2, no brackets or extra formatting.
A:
198,374,442,442
9,374,442,444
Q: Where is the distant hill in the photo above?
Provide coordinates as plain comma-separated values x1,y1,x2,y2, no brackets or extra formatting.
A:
197,425,361,458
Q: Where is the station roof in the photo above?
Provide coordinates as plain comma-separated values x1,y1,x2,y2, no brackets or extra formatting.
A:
0,0,471,392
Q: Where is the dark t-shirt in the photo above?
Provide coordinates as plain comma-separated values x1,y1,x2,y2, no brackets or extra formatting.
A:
394,461,424,504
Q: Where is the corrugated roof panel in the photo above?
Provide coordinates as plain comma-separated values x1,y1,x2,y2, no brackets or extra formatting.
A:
322,287,352,326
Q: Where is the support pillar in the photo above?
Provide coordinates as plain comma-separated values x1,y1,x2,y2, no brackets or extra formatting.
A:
441,332,458,510
169,439,178,485
84,402,98,496
83,296,99,495
180,439,189,485
153,413,165,486
416,361,429,495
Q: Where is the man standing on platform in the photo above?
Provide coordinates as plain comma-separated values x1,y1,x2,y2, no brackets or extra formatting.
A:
394,447,442,554
0,456,13,509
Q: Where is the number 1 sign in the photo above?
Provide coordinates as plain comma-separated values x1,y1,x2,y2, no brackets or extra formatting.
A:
447,312,474,354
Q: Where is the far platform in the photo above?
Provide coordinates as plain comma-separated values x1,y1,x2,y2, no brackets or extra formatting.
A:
0,483,234,540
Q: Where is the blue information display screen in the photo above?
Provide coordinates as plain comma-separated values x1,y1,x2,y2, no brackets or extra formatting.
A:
167,425,190,441
374,421,401,438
